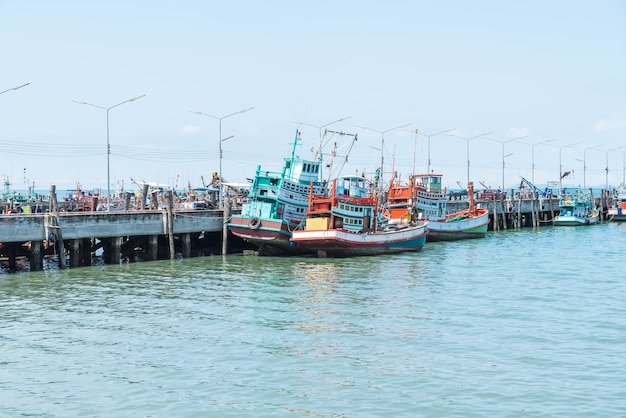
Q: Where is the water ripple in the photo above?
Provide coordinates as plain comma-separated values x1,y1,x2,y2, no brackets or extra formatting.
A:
1,225,625,416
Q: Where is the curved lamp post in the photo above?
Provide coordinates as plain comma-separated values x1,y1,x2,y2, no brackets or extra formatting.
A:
574,143,604,189
72,94,146,211
418,128,456,174
189,107,254,207
1,82,29,95
403,128,419,175
446,131,493,186
517,138,555,185
485,134,528,190
547,141,582,191
604,146,625,191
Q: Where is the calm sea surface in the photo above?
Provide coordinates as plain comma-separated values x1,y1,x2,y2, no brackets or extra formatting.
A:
1,223,625,417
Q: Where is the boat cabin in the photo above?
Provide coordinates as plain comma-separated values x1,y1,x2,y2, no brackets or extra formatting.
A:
304,176,376,233
414,173,443,194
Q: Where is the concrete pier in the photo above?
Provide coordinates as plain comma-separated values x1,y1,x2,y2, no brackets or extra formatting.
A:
446,195,561,231
0,209,226,271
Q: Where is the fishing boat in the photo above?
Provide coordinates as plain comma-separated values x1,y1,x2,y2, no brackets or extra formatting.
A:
553,189,600,226
290,176,428,257
227,130,329,255
228,131,327,255
387,173,489,241
607,184,626,221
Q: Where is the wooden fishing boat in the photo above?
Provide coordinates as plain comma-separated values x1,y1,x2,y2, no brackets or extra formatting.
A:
387,173,489,241
607,184,626,221
553,189,600,226
228,130,328,255
290,176,428,257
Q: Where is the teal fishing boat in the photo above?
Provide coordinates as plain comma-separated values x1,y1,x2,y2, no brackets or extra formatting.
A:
553,189,600,226
228,130,327,255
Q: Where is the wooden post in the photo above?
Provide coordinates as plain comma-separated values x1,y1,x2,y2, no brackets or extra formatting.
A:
182,233,191,259
535,192,541,227
590,187,599,223
109,237,122,264
151,190,159,209
29,240,44,271
599,189,604,223
124,192,132,211
517,191,523,229
81,238,93,266
70,239,80,267
50,185,67,269
7,244,17,272
147,235,158,260
141,184,149,210
492,197,498,231
222,197,231,255
165,190,175,260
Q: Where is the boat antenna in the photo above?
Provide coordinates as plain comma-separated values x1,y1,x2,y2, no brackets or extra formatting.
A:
323,129,358,181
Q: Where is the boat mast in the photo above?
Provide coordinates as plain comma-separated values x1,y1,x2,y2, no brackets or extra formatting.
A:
286,129,301,181
323,129,358,182
468,181,476,213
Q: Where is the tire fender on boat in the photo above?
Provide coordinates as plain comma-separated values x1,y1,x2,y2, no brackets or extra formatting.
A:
249,217,261,229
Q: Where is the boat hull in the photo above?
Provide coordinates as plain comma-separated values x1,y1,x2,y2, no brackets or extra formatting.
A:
228,215,312,256
427,213,490,241
607,207,626,221
290,224,428,257
607,213,626,222
553,213,600,226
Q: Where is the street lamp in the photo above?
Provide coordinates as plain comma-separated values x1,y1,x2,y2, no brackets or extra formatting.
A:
547,141,582,191
446,131,493,186
485,134,528,191
574,143,604,189
72,94,146,211
355,123,411,193
618,147,626,186
402,128,419,175
1,82,29,95
189,107,254,207
604,146,624,191
418,128,456,174
517,138,555,185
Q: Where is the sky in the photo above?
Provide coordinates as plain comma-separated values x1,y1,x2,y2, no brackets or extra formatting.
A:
2,0,625,194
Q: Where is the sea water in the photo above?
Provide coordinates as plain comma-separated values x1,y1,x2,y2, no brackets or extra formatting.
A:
1,223,625,417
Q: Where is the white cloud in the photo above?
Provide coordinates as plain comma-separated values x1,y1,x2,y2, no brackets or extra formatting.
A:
180,125,202,135
507,127,530,138
594,112,626,132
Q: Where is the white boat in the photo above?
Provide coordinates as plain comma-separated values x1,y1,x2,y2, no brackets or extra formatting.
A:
387,173,489,241
607,184,626,221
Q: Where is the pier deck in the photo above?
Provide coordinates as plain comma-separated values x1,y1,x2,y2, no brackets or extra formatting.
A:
0,208,228,272
1,190,616,272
